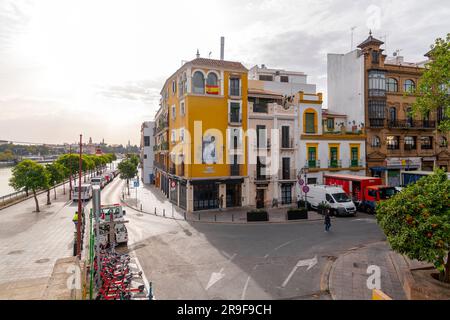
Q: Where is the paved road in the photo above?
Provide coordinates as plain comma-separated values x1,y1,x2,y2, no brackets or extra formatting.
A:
117,182,387,300
0,176,391,300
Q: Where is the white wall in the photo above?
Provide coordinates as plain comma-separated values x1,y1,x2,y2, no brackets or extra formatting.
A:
327,50,365,126
142,121,155,184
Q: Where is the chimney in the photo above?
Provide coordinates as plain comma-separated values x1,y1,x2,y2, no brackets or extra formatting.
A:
220,37,225,60
196,49,200,59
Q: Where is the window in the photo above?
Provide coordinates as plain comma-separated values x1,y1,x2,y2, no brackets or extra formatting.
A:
251,97,269,113
404,136,416,150
368,70,386,96
259,75,273,81
307,178,317,185
350,146,359,167
327,118,335,131
229,102,241,123
406,107,413,127
180,128,185,142
389,107,397,126
180,102,185,116
230,77,240,96
421,136,433,150
282,158,290,180
281,126,290,148
171,130,176,143
371,136,381,148
386,136,400,150
404,79,416,93
440,136,448,148
171,105,176,120
386,78,398,92
305,112,316,133
144,136,150,147
329,146,339,167
280,76,289,83
144,154,147,159
172,80,176,94
206,73,219,95
368,100,386,126
281,184,292,205
325,194,335,203
256,125,266,148
372,51,379,64
308,146,317,168
192,71,205,94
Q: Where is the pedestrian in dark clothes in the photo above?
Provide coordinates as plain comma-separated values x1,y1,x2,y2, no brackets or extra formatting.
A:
324,210,331,232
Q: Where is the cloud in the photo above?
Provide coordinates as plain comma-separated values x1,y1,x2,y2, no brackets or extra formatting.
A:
0,0,33,52
96,79,162,103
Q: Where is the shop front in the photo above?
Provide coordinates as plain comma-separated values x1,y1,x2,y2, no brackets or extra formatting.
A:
192,181,220,211
384,157,421,187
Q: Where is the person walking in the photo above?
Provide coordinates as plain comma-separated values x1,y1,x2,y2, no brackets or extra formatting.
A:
219,194,224,211
324,210,331,232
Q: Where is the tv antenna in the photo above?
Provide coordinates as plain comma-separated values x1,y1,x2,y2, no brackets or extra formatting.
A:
350,26,357,51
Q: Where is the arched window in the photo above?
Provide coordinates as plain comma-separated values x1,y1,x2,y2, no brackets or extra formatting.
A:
206,72,219,95
404,79,416,93
192,71,205,94
406,107,413,127
387,78,398,92
371,135,381,148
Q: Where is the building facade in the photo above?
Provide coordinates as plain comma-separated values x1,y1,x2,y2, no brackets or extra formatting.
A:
328,32,450,186
140,121,155,184
297,92,366,192
247,81,298,208
154,57,249,212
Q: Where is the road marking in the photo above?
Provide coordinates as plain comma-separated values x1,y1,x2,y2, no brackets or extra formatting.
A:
274,240,294,251
281,256,318,288
241,276,251,300
205,253,237,291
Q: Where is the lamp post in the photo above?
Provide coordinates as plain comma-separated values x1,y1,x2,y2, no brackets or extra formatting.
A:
303,167,309,209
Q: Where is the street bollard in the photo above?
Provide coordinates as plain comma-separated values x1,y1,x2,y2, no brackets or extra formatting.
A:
232,214,234,222
154,207,156,215
163,209,165,217
198,213,200,221
140,204,143,212
214,214,217,222
184,212,186,220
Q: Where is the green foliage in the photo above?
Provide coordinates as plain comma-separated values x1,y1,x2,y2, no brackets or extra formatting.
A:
9,160,50,192
125,154,140,168
412,33,450,132
56,154,80,176
45,162,65,187
0,150,15,161
376,170,450,282
118,159,138,180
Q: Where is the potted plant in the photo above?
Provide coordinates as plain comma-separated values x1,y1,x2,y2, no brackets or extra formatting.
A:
247,209,269,222
287,207,308,220
317,201,331,216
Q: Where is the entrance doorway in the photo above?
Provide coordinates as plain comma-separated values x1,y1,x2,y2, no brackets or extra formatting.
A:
256,189,265,209
226,184,242,208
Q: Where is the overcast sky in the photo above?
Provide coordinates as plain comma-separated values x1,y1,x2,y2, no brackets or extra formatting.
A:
0,0,449,145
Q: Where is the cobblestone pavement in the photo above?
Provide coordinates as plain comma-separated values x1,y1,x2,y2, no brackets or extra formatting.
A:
329,241,407,300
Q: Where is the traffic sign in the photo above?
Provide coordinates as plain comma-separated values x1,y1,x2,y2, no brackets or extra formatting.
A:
133,180,139,188
170,180,176,189
298,179,304,186
302,186,310,193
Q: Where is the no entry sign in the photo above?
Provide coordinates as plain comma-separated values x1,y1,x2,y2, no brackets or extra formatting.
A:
302,186,310,193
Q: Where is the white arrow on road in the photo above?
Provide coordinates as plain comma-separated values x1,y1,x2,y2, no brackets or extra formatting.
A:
205,253,236,291
281,256,318,288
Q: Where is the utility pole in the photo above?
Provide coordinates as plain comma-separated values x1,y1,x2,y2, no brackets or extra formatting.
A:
77,134,83,258
69,145,72,200
92,185,102,289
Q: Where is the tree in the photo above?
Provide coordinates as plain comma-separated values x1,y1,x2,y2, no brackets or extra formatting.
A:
412,33,450,132
118,159,137,195
126,154,140,168
9,160,50,213
45,162,65,203
376,170,450,283
56,154,80,200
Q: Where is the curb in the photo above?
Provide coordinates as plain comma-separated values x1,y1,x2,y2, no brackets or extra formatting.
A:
121,199,325,226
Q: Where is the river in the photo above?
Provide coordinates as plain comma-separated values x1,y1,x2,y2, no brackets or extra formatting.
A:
0,166,15,197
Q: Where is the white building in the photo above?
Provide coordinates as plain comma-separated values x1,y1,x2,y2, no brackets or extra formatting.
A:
248,65,316,96
296,92,366,194
140,121,155,184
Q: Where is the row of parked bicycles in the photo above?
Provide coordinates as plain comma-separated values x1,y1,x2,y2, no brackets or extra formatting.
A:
94,249,149,300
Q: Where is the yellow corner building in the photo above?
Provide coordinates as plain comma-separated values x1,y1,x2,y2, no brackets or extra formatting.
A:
154,56,249,212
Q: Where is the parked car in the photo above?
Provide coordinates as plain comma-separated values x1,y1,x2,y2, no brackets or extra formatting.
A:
91,176,106,189
306,185,357,217
72,184,93,201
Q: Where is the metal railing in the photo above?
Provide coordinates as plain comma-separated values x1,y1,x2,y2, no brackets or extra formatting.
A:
328,159,342,169
388,119,436,129
281,138,294,149
278,169,297,181
254,170,272,181
306,160,320,169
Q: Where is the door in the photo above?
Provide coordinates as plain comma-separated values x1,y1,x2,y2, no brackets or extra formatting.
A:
282,158,290,180
351,147,358,167
308,147,317,168
330,147,338,167
256,189,265,208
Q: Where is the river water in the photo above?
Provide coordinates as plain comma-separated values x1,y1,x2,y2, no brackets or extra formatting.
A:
0,166,15,197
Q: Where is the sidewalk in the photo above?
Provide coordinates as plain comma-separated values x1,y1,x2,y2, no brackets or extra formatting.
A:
122,183,325,224
329,242,408,300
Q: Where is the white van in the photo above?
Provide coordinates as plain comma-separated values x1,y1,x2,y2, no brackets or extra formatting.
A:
306,185,357,217
91,176,105,189
72,184,93,201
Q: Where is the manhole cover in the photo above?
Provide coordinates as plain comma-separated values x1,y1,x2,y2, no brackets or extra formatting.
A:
35,258,50,264
8,250,24,255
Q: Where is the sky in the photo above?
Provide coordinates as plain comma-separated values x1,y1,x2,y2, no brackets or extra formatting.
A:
0,0,449,145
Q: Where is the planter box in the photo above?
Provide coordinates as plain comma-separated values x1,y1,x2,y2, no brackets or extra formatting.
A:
247,210,268,222
287,209,308,220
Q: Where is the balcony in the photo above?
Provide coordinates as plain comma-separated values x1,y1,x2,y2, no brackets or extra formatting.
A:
153,161,167,172
369,119,385,128
306,159,321,169
349,159,365,168
155,121,169,134
254,170,271,182
328,160,342,169
253,104,268,113
255,139,271,151
230,164,241,176
281,138,294,149
278,169,296,181
388,120,436,129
